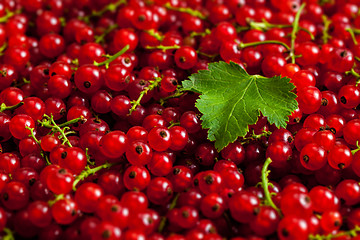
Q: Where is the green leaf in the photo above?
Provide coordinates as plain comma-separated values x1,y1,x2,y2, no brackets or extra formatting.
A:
182,61,298,151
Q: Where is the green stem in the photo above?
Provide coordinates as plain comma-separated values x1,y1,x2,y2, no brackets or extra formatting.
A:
168,121,180,129
38,115,73,147
129,78,162,115
145,45,181,51
289,3,306,64
261,158,282,217
239,40,290,50
58,117,83,128
48,193,64,207
93,45,129,69
322,15,332,44
144,29,165,41
80,0,127,22
2,227,15,240
158,193,180,233
0,102,24,112
159,88,185,105
347,28,358,45
72,162,116,191
309,225,360,240
190,28,212,38
164,2,207,20
25,127,50,165
95,24,119,43
0,10,15,23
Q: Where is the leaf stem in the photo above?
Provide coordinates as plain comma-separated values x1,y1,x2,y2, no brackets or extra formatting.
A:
93,45,129,69
158,193,180,233
0,102,24,112
289,3,306,63
72,162,116,191
261,158,282,217
164,2,207,20
239,40,290,50
129,77,162,115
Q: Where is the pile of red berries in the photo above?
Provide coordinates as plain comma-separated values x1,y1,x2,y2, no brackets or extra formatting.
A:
3,0,360,239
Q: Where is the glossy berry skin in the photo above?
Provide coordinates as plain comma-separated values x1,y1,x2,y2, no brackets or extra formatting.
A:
296,86,322,114
146,177,173,205
174,47,198,70
9,114,35,140
123,166,150,191
1,181,29,210
27,200,52,227
126,141,152,166
99,131,128,159
278,216,309,240
51,198,78,225
300,143,327,171
343,119,360,146
147,127,171,152
200,193,225,219
280,192,313,218
74,65,102,94
75,183,104,213
229,191,260,223
46,168,74,195
327,144,352,170
250,206,280,237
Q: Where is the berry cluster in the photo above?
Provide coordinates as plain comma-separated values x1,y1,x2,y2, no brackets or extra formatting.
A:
2,0,360,239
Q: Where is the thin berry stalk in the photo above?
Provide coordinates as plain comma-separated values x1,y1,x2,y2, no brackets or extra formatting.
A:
164,2,207,20
158,192,180,233
72,162,116,191
261,158,282,216
0,102,24,113
129,77,162,114
93,45,129,68
289,3,306,63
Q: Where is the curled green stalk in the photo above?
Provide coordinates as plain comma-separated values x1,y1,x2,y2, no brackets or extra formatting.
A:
261,158,282,217
94,45,129,69
158,193,180,233
38,114,73,147
0,102,24,113
72,162,116,191
164,2,207,20
129,77,163,115
239,40,290,51
289,3,306,64
309,225,360,240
